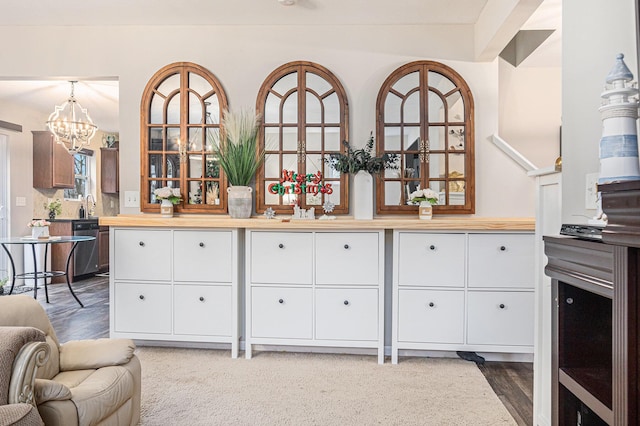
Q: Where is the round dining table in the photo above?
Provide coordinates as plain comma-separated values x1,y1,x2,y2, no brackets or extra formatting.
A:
0,235,95,307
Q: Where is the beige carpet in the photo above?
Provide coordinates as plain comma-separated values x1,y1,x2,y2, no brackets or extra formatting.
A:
136,347,516,426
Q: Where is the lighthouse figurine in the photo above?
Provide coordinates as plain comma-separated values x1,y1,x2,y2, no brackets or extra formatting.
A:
598,53,640,185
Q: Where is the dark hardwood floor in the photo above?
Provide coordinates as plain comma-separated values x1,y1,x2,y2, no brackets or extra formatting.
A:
11,276,534,425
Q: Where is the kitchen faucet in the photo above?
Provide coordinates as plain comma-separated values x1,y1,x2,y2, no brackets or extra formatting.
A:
86,194,96,218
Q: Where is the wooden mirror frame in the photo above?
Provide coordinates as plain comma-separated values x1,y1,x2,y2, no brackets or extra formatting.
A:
375,60,475,215
255,61,349,215
140,62,229,214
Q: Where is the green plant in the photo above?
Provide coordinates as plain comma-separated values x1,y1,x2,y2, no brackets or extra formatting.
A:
44,199,62,215
212,108,265,186
325,132,398,174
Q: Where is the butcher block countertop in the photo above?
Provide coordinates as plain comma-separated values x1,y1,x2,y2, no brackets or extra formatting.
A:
100,215,535,231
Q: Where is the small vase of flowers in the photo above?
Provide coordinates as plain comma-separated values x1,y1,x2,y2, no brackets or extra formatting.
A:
28,219,51,239
409,188,439,220
44,199,62,220
154,186,182,217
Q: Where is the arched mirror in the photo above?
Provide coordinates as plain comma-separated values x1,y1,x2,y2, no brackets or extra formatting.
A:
255,61,349,214
140,62,228,213
376,61,475,215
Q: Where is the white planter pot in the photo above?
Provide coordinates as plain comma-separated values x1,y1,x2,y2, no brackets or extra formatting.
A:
418,201,433,220
353,171,373,220
227,186,253,218
31,226,49,239
160,199,174,218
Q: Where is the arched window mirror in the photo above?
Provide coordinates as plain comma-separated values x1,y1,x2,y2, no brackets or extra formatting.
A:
376,61,475,215
140,62,229,213
255,61,349,214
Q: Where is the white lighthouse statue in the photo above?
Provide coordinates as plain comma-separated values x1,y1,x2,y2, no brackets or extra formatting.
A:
598,53,640,185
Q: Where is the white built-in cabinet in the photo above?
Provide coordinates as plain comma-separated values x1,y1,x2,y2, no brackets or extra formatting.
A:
391,230,535,364
109,227,240,357
245,230,385,364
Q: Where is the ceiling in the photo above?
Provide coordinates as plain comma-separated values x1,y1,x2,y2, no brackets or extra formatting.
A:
0,0,560,134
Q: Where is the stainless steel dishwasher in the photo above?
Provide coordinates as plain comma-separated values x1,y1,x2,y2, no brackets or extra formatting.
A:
73,220,99,277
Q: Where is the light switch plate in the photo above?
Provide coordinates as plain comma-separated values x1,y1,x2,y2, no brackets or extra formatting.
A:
124,191,139,208
15,196,26,207
585,173,599,210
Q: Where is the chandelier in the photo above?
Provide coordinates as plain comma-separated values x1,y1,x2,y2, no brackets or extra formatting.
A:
46,81,98,154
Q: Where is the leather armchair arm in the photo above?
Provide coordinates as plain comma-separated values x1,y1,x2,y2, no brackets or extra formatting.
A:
33,379,71,404
8,339,50,406
59,338,135,371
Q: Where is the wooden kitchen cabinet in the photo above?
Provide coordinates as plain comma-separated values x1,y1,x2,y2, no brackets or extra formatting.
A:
100,148,118,194
32,131,74,189
48,221,75,283
98,225,109,272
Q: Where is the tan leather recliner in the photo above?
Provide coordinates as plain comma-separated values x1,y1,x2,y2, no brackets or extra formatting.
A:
0,326,49,426
0,295,141,426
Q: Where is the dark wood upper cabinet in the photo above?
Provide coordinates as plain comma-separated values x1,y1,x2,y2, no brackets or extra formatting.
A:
32,130,74,189
375,61,475,215
140,62,229,213
255,61,349,215
100,147,119,194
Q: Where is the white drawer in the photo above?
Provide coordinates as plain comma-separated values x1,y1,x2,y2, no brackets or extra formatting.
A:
174,285,232,337
397,289,464,344
174,230,233,283
467,291,534,346
468,234,534,288
315,288,379,341
114,229,171,281
315,233,380,285
397,233,465,287
250,232,312,284
251,286,313,339
114,282,172,334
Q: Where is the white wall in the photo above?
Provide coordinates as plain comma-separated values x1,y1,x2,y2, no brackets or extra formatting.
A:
499,59,561,169
562,0,637,223
0,23,539,220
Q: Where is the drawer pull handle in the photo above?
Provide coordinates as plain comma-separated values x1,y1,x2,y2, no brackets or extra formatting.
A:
566,298,574,305
344,300,349,305
199,296,205,302
199,242,205,248
499,303,505,309
139,295,145,300
344,244,350,250
429,245,436,250
499,246,506,251
278,298,284,304
278,243,284,249
428,302,435,307
139,241,145,247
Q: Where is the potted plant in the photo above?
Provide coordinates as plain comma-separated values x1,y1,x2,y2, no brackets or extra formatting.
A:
28,219,51,239
153,186,182,217
44,199,62,220
325,132,398,219
409,188,439,220
212,108,265,218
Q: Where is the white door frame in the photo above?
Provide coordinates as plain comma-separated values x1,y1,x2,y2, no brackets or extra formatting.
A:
0,134,8,279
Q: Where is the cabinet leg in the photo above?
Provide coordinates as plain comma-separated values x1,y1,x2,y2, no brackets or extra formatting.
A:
391,348,398,365
378,347,384,364
245,343,252,359
231,341,238,359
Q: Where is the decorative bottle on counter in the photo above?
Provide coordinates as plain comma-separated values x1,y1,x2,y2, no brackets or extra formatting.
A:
79,205,85,219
